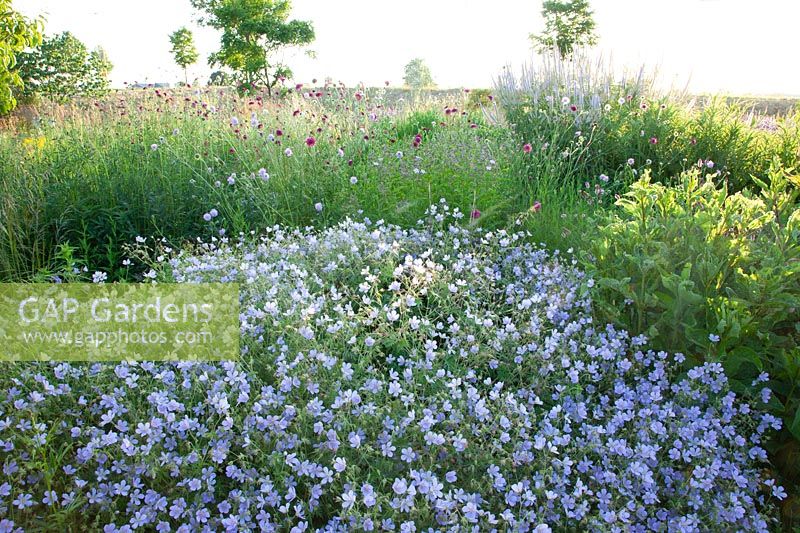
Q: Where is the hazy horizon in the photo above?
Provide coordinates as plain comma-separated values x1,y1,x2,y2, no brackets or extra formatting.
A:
15,0,800,97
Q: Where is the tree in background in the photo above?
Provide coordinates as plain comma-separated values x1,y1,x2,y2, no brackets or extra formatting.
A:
190,0,314,95
16,31,112,103
169,27,199,85
403,58,435,90
530,0,597,58
208,69,233,86
0,0,42,114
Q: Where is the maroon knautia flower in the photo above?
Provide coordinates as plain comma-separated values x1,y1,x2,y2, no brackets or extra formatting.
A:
276,129,283,136
531,200,542,213
305,136,316,147
649,137,658,144
470,209,481,219
295,83,303,91
569,105,578,112
523,143,533,154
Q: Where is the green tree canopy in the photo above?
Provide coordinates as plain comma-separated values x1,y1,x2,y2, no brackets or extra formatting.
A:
15,31,113,103
0,0,42,114
530,0,598,58
169,27,199,85
190,0,314,95
403,58,435,90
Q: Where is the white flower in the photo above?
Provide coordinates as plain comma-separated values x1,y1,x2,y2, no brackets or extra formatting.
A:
395,151,403,159
258,168,269,181
203,213,212,222
627,158,635,166
150,144,158,151
349,176,358,184
314,202,323,212
209,209,218,218
599,174,609,182
285,148,293,157
92,271,108,283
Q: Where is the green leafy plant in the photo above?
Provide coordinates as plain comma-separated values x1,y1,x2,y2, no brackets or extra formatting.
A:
582,163,800,514
403,58,435,90
0,0,42,114
15,31,112,102
530,0,598,58
168,27,199,85
190,0,314,95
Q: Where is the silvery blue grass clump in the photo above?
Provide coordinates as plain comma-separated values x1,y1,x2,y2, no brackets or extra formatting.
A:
0,201,784,531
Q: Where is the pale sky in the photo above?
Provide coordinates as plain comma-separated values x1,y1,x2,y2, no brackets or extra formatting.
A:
15,0,800,96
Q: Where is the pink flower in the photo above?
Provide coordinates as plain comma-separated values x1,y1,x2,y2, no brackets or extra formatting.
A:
531,201,542,213
649,137,658,144
470,209,481,219
523,143,533,154
295,83,303,90
355,92,363,101
305,136,316,147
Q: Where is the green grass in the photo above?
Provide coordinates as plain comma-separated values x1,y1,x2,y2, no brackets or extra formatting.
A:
0,88,528,280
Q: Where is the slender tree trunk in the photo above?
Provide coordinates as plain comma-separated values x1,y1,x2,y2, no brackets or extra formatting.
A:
184,67,188,86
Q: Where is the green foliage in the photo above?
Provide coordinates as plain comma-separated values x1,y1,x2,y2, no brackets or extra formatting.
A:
465,88,492,111
504,90,800,193
208,69,233,86
16,31,112,103
403,58,435,89
583,164,800,485
0,0,42,114
0,89,522,281
530,0,598,58
190,0,314,94
168,27,199,84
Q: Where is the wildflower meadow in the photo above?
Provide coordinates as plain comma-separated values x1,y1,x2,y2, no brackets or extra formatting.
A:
1,0,800,531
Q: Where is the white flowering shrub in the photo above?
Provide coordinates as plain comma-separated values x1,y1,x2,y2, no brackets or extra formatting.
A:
0,202,784,531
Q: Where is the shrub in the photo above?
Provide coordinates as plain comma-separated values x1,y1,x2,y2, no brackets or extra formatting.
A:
582,164,800,510
0,206,785,530
15,32,113,103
